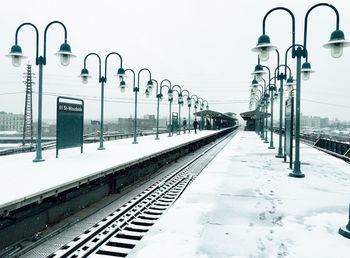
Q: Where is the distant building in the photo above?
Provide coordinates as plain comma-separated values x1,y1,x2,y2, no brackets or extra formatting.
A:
118,114,156,131
320,117,329,128
0,112,24,132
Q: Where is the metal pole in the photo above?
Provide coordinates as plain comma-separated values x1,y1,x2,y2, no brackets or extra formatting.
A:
264,100,269,143
33,57,44,162
260,106,264,140
202,113,204,130
133,89,138,144
276,79,284,157
98,80,105,150
168,100,172,137
188,105,191,133
155,97,160,140
178,104,181,135
269,87,275,149
289,49,304,178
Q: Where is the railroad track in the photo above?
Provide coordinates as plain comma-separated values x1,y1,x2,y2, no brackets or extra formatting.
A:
19,129,238,258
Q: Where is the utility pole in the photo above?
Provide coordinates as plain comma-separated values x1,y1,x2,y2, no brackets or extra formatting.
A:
22,63,34,146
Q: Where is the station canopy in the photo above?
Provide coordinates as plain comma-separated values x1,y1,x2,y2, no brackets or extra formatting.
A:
193,110,237,122
240,110,270,120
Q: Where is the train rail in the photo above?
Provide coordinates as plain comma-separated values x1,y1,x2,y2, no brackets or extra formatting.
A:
13,128,238,258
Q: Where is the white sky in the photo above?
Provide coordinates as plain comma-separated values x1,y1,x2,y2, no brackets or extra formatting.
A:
0,0,350,121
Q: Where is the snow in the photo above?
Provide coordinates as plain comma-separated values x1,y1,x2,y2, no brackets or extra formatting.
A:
0,130,217,210
128,131,350,258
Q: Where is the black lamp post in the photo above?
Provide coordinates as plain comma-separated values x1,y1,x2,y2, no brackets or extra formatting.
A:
155,79,171,139
253,3,349,178
124,68,153,144
79,52,125,150
7,21,75,162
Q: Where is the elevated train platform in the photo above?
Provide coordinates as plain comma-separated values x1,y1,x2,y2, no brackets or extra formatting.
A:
0,128,235,249
128,131,350,258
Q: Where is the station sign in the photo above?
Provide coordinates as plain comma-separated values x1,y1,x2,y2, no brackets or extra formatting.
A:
56,97,84,158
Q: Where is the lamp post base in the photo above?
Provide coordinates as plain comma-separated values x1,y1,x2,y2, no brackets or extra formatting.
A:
268,146,275,149
132,141,138,144
264,140,269,143
33,158,45,163
339,227,350,239
288,172,305,178
275,154,284,158
155,137,160,140
98,147,105,150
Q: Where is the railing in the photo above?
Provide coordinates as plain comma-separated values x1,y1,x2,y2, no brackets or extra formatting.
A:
314,138,350,160
0,129,169,156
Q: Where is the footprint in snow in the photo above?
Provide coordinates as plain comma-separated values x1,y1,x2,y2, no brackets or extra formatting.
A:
277,243,288,257
268,205,276,214
259,212,266,220
257,238,266,251
272,216,284,227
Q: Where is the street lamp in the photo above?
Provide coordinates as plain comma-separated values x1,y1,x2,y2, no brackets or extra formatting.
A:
254,3,349,178
180,89,191,134
7,21,75,162
250,89,260,134
172,85,183,135
124,68,153,144
251,83,264,138
79,52,124,150
274,58,293,157
268,77,277,149
251,63,267,82
155,79,171,139
258,78,269,143
191,94,199,129
300,62,315,80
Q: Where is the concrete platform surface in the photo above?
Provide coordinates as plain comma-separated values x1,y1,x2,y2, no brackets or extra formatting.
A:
0,130,217,212
128,131,350,258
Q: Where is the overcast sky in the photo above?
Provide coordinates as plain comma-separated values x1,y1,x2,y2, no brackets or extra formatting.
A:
0,0,349,122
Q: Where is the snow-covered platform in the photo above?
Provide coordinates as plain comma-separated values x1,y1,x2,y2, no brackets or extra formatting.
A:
129,131,350,258
0,130,225,215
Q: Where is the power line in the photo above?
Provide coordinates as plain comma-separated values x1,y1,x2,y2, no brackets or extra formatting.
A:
302,98,350,109
0,92,24,96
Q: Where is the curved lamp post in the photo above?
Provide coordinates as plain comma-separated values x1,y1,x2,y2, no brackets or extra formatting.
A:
181,90,191,134
268,77,277,149
191,94,199,123
155,79,171,139
274,57,293,157
252,50,279,147
172,85,183,135
79,52,125,150
259,78,269,143
124,68,153,144
253,3,349,178
250,92,260,133
251,80,264,138
197,97,205,130
252,79,267,140
7,21,75,162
